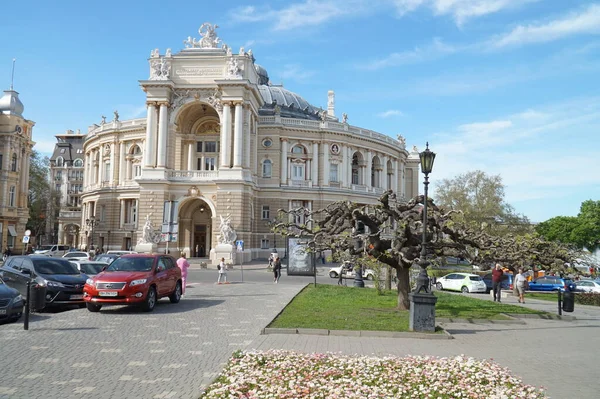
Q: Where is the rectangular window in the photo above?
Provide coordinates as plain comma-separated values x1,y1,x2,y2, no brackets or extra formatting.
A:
197,158,202,171
8,186,15,207
196,142,202,152
55,184,61,191
292,164,304,180
262,160,272,178
329,163,338,182
104,163,110,181
124,200,137,224
134,165,142,177
290,200,310,225
262,205,270,220
7,225,15,248
205,157,216,171
261,239,270,249
205,141,217,152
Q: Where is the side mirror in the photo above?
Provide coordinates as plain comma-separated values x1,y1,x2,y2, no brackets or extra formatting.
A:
156,266,165,273
21,269,31,276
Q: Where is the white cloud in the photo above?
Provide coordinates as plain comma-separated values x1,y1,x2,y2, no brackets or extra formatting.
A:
490,3,600,48
362,38,457,70
277,64,317,82
377,110,404,118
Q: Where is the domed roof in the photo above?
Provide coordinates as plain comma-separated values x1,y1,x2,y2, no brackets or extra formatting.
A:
254,64,269,85
0,90,24,117
257,85,321,120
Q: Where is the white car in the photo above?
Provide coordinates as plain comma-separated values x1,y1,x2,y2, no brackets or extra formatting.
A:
68,260,107,277
573,280,600,293
436,272,487,293
328,262,375,280
62,251,91,261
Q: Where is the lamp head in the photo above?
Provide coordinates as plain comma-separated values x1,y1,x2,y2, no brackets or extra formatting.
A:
419,142,436,175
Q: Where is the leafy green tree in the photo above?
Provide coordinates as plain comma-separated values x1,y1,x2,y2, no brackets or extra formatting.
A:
434,170,531,235
27,151,59,242
535,216,579,245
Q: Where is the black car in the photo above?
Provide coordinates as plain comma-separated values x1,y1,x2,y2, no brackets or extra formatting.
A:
482,273,514,293
0,256,88,308
0,276,24,323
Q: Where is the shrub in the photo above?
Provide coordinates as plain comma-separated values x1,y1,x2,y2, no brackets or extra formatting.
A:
574,292,600,306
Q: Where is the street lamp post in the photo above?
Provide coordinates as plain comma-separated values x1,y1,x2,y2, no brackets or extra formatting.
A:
409,142,437,332
85,216,98,251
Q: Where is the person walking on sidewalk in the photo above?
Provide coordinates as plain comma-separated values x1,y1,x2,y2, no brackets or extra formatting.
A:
176,253,190,295
273,256,282,283
492,263,504,302
217,257,228,284
514,268,528,303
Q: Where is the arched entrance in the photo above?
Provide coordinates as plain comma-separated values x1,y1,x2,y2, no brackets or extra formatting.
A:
177,197,214,258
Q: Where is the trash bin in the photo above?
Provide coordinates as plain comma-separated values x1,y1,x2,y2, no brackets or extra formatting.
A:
562,290,575,313
29,283,47,312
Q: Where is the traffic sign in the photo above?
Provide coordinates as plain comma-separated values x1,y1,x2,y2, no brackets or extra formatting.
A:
22,236,30,244
236,240,244,252
24,230,31,237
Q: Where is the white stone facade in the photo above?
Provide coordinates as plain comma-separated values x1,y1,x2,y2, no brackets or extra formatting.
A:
80,24,420,260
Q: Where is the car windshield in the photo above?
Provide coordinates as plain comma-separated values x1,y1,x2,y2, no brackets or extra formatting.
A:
469,276,482,281
34,259,80,275
80,263,105,275
106,257,154,272
64,252,87,258
36,245,54,251
95,255,117,263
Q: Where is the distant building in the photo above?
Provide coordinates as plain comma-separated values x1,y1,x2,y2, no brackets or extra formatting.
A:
81,24,421,260
0,88,35,252
48,129,85,248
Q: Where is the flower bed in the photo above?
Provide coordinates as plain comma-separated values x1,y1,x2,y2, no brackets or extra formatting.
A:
200,350,547,398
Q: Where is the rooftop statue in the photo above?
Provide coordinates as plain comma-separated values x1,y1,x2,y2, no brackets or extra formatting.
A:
183,23,222,49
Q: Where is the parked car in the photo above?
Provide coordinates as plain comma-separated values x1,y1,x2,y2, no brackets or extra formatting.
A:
83,254,182,312
0,276,24,323
482,273,514,293
33,244,70,257
106,250,138,256
69,261,107,277
328,261,375,280
436,272,487,293
0,256,88,307
62,251,91,261
93,253,120,265
573,280,600,293
528,276,573,292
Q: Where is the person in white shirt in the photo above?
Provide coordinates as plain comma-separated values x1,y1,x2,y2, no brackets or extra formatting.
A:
514,268,528,303
217,257,228,284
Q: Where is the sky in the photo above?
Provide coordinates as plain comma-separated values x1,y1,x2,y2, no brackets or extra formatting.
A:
1,0,599,223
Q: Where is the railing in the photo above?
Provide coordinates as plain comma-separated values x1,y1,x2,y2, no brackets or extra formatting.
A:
352,184,368,192
59,211,82,218
86,118,146,137
289,179,312,187
166,170,219,181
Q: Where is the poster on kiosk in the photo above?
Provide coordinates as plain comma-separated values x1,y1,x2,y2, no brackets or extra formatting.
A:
286,237,315,276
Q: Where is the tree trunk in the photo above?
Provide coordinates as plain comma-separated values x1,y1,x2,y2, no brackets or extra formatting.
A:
385,266,392,290
396,267,411,310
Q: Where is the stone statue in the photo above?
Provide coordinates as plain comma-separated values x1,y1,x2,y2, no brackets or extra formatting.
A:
151,48,159,58
226,57,242,78
199,23,220,48
101,115,106,125
218,215,237,245
342,113,348,124
113,110,119,122
397,135,406,147
412,145,419,153
320,110,328,121
150,57,170,80
139,214,161,245
239,46,245,55
207,89,222,113
165,48,172,57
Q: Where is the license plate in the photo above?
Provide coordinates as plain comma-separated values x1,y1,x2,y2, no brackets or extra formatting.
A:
70,295,83,300
0,309,6,315
99,291,118,297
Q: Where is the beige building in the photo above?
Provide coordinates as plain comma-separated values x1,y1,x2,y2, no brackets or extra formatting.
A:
0,87,34,253
80,24,420,261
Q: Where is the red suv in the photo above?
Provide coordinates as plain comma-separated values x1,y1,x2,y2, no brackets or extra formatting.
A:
83,254,182,312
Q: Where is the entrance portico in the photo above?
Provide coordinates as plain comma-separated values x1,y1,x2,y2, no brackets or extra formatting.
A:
177,196,215,258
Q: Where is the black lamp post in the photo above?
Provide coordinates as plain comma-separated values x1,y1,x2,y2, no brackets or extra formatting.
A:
414,142,436,293
85,216,98,250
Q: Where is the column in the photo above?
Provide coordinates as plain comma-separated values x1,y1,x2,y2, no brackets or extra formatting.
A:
3,141,9,170
120,199,125,229
280,139,288,185
134,199,139,228
125,156,132,181
323,142,329,186
157,102,168,168
118,142,125,184
312,142,318,184
393,159,399,194
220,102,231,168
57,223,64,244
382,155,388,189
144,102,158,167
346,146,352,187
99,145,105,183
252,115,258,175
109,143,115,183
20,150,27,195
233,102,243,167
187,141,195,170
243,106,251,169
366,150,372,187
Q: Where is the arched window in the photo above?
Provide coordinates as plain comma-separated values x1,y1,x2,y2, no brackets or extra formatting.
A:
291,145,305,154
128,145,143,180
8,186,15,207
262,159,272,178
56,156,64,167
11,153,17,172
74,159,83,167
352,154,360,185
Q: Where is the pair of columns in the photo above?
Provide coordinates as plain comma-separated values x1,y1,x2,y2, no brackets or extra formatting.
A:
220,101,245,169
144,101,169,168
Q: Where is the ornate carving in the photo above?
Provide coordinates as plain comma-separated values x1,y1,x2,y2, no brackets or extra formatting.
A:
342,113,348,124
397,134,406,149
320,110,328,121
183,23,223,49
218,215,237,245
165,48,172,57
206,89,223,113
113,110,119,122
138,214,161,245
150,56,171,80
151,48,159,58
101,115,106,125
104,144,111,155
226,56,243,79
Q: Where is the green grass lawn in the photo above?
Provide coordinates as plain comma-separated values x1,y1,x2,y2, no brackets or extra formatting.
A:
268,285,546,332
525,292,560,302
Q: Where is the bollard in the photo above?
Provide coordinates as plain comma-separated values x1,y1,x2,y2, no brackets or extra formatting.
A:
557,290,562,316
24,280,31,331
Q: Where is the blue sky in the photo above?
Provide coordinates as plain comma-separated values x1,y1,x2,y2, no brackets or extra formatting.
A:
1,0,599,223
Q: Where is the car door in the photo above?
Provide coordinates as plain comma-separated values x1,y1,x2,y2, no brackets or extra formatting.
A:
15,259,35,296
1,258,24,294
164,257,178,292
155,257,170,296
444,274,458,291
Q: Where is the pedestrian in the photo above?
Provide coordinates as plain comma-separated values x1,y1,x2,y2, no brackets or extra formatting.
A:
492,263,504,302
268,253,274,269
176,253,190,295
273,256,282,283
321,252,326,264
217,257,228,284
514,267,528,304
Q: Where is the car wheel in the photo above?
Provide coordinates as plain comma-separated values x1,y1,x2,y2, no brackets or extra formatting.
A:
86,303,102,312
78,303,87,308
169,281,182,304
461,286,469,293
329,271,338,278
436,283,443,290
142,287,157,312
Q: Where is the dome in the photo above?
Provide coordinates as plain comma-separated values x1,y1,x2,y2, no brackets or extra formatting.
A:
0,90,24,117
258,85,321,120
254,64,269,85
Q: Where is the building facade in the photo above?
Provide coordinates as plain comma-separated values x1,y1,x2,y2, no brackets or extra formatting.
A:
49,129,85,248
0,88,34,253
80,24,421,261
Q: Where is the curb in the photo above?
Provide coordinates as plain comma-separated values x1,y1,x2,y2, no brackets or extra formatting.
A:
437,315,526,325
507,313,576,321
261,327,454,340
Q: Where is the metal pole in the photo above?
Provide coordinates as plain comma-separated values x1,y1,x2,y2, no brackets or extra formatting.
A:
24,280,31,331
558,290,562,316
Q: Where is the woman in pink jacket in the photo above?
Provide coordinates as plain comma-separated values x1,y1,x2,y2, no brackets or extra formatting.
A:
176,253,190,295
